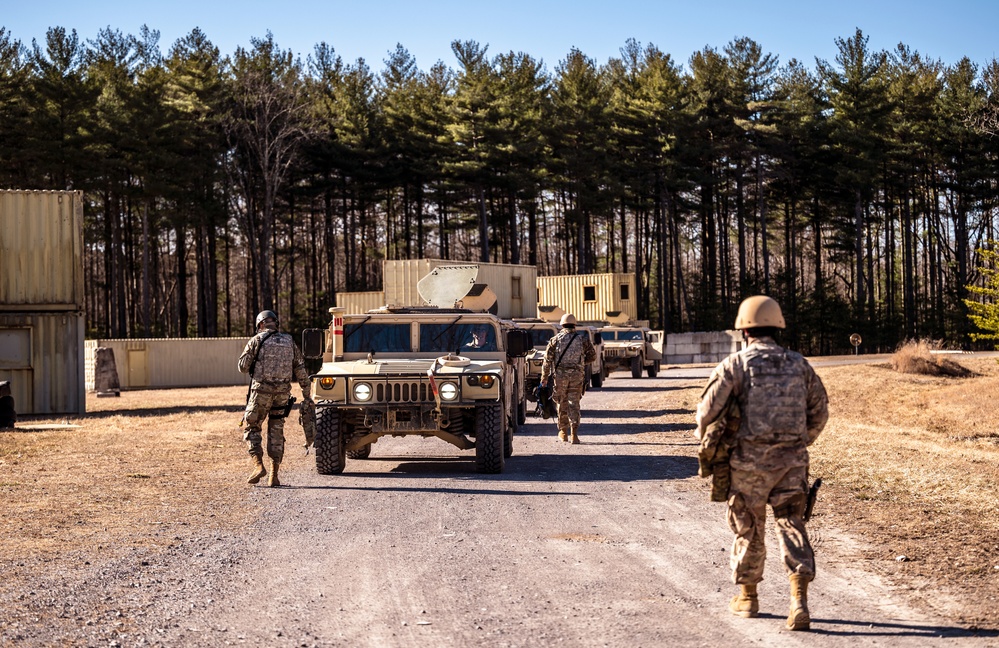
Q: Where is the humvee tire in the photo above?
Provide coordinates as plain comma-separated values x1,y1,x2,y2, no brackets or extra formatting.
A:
591,368,603,388
475,403,504,473
315,407,346,475
647,362,658,378
631,356,642,379
347,443,372,460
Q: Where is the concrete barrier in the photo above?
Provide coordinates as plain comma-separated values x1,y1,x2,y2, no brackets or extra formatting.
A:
665,331,743,365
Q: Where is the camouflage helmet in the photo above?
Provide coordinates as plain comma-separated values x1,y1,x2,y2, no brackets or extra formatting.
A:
560,313,578,327
255,310,279,330
734,296,785,330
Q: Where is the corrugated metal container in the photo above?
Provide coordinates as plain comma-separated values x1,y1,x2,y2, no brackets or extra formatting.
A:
336,291,386,314
536,273,638,323
0,312,85,414
0,190,85,311
84,338,251,390
383,259,538,318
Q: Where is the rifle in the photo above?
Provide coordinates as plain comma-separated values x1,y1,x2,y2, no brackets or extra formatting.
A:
239,330,275,427
803,477,822,522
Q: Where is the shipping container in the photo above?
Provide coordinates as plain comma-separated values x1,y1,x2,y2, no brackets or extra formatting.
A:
382,259,537,318
0,190,85,311
0,312,85,415
536,273,638,323
336,291,386,314
84,338,251,390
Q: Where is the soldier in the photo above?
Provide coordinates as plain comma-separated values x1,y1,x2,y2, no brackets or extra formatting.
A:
238,310,313,487
540,313,597,443
695,296,828,631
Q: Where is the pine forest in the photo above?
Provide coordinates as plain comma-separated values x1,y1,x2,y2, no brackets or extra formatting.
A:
2,25,998,354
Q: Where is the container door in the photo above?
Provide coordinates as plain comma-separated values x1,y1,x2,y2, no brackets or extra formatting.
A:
0,327,33,412
128,349,148,388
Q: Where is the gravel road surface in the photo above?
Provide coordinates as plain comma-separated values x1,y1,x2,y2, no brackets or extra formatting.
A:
6,370,998,647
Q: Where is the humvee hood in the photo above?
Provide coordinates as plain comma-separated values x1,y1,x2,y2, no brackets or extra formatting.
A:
325,358,504,375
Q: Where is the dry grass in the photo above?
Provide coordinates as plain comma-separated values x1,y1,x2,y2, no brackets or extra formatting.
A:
812,357,999,627
0,387,257,563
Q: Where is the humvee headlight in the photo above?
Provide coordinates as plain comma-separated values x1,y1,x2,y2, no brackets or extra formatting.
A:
478,375,495,389
439,382,459,401
353,382,372,402
319,377,336,389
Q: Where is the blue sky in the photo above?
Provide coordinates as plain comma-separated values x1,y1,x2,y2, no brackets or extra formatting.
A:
4,0,997,73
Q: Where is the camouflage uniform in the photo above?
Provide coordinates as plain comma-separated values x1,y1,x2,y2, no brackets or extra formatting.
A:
541,329,597,436
238,331,311,462
696,337,828,585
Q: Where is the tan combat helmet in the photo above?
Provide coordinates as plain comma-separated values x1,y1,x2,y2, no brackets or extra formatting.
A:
560,313,578,327
734,296,785,330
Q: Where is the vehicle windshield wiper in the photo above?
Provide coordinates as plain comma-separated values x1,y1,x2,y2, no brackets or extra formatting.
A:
431,316,464,347
343,316,371,343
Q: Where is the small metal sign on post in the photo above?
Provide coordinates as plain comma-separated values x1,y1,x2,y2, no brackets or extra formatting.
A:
849,333,862,355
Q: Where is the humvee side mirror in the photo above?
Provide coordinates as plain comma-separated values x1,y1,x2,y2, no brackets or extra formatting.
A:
505,329,531,357
302,328,326,360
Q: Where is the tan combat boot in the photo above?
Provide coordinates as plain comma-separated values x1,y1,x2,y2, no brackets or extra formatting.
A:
268,460,281,487
786,574,811,630
729,583,759,618
247,454,267,484
558,430,568,442
570,427,580,444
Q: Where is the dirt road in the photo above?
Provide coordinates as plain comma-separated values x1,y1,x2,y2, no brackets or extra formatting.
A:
4,372,998,647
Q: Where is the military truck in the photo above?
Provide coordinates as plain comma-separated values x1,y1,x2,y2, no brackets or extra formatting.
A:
599,324,664,378
301,267,532,474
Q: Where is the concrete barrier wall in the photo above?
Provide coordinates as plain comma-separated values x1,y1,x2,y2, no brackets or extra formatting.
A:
665,330,744,365
85,338,251,390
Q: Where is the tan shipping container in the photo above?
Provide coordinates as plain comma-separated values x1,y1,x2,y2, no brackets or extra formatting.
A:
383,259,537,318
536,273,638,323
336,291,386,314
84,338,251,390
0,312,85,415
0,190,85,311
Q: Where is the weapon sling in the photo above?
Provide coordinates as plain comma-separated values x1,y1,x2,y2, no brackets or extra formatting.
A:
553,332,581,372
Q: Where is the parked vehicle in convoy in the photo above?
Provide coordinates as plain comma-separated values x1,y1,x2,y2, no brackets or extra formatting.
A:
577,325,606,388
599,326,665,378
302,307,531,474
510,319,557,401
513,319,606,398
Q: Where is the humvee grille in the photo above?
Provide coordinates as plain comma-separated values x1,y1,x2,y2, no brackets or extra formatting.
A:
375,381,431,403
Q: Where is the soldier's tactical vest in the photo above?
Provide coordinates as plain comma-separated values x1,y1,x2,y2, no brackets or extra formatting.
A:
550,332,587,372
254,333,296,384
740,347,808,448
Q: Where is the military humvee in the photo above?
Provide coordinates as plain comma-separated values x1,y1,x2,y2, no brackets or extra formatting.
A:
301,267,532,474
599,325,664,378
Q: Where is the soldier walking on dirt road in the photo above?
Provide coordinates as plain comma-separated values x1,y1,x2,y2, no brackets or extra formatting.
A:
541,313,597,444
238,310,313,487
695,296,829,631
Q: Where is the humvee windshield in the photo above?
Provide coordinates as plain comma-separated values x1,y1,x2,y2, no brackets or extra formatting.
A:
420,322,497,353
600,330,644,342
344,323,411,353
527,328,555,347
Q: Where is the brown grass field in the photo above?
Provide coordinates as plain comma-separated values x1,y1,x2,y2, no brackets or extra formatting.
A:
2,350,998,629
